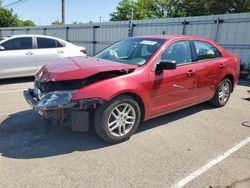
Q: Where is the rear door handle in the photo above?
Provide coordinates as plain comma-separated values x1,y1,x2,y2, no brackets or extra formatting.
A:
25,52,34,55
187,70,194,77
58,50,64,54
219,63,224,69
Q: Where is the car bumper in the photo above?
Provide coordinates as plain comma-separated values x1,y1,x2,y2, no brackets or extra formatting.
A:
23,89,106,132
23,89,38,109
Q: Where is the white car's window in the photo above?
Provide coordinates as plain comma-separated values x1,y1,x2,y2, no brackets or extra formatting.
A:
194,41,221,61
161,41,192,65
37,37,59,49
56,40,64,47
1,37,32,51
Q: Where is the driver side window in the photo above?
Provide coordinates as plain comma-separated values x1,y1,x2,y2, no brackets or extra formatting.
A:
161,41,192,65
2,37,32,51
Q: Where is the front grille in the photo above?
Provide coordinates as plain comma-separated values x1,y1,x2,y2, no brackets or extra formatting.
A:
34,79,87,93
34,70,132,94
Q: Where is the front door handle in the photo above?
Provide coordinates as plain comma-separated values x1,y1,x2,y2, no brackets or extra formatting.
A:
187,70,194,77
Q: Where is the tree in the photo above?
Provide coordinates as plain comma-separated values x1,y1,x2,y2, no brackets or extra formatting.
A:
110,0,187,21
142,0,186,18
0,5,36,27
110,0,137,21
227,0,250,13
18,20,36,27
0,7,19,27
110,0,250,21
51,20,63,25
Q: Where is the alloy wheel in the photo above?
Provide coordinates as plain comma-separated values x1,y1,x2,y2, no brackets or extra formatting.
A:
218,81,230,104
107,103,136,137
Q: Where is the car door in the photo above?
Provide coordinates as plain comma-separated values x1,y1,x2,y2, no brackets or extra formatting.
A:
35,37,66,69
0,37,36,78
148,40,197,117
191,40,224,103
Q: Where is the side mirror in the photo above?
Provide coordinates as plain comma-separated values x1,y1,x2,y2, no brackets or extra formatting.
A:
156,60,176,71
0,46,5,51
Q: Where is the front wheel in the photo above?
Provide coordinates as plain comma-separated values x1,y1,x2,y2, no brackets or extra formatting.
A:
209,78,232,107
94,95,141,144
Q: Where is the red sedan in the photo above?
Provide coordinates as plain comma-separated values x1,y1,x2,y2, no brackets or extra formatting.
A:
24,35,240,143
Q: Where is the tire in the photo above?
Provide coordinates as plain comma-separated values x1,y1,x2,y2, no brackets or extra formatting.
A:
94,95,141,144
209,78,232,107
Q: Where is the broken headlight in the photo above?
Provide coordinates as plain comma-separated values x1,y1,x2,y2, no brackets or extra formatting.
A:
36,90,76,111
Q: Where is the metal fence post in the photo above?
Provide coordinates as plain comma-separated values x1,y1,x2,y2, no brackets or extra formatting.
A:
128,21,135,37
93,25,100,55
44,28,47,35
214,18,223,42
182,20,189,35
26,28,30,34
66,27,70,41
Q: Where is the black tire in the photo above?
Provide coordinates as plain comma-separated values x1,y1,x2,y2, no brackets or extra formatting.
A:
94,95,141,144
209,78,232,107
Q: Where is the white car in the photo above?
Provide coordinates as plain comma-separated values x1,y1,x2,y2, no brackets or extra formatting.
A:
0,35,86,79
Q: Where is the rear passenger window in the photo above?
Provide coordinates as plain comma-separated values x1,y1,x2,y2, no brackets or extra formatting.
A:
194,41,221,61
56,40,64,47
37,37,57,48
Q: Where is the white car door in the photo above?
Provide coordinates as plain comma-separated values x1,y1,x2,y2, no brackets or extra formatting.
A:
35,37,66,68
0,37,37,79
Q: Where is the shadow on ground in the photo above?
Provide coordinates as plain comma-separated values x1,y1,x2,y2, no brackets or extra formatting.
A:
0,103,214,159
238,80,250,87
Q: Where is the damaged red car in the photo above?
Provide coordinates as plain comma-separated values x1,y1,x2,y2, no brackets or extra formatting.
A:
24,35,240,143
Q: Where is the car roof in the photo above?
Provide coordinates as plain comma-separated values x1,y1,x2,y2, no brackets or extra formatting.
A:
132,35,214,42
0,34,67,43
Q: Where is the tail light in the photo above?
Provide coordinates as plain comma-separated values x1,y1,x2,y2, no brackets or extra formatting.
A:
80,49,87,54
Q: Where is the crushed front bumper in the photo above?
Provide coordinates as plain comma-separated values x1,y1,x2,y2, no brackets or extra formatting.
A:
23,89,38,108
23,89,106,132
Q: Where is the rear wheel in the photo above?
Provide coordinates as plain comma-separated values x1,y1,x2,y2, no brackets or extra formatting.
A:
94,95,141,144
210,78,232,107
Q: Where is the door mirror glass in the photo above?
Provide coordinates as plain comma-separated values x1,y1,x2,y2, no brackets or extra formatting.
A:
0,46,5,51
156,60,176,71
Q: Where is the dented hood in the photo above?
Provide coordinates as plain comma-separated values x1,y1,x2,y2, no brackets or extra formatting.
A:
36,56,137,82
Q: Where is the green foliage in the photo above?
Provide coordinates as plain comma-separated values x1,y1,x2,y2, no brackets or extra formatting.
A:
0,7,19,27
51,20,63,25
17,20,36,27
110,0,250,21
110,0,137,21
0,6,36,27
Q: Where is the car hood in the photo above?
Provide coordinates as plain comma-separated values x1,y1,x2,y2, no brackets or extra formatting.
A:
35,56,137,82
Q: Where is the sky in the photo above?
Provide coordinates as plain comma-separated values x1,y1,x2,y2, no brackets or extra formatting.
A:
2,0,121,25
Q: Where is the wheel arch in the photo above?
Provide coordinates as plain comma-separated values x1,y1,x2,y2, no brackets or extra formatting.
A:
223,74,234,92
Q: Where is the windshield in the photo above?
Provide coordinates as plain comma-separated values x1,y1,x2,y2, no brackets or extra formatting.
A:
95,38,165,66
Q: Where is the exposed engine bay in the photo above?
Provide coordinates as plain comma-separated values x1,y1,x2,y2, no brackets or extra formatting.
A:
35,69,134,93
24,69,134,132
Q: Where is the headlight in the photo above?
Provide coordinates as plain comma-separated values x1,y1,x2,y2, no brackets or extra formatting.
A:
36,90,76,111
